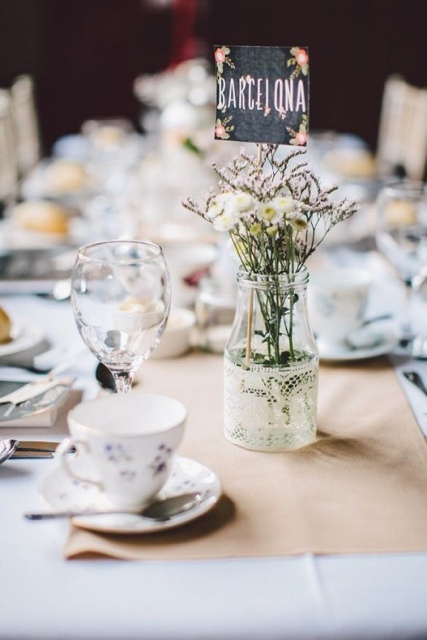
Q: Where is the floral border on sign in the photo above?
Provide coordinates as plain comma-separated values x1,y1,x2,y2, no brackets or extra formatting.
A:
287,113,308,146
287,47,309,79
214,45,235,79
215,115,234,140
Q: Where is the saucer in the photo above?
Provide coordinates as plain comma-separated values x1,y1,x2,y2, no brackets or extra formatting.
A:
318,327,398,362
40,454,222,534
0,320,44,358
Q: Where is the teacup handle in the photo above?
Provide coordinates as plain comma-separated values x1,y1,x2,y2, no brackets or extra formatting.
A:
56,437,103,490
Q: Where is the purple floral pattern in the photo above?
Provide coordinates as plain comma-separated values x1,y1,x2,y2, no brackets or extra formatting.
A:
104,443,132,463
101,441,174,481
150,443,173,477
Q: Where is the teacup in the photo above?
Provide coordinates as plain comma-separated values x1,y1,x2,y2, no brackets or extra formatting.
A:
308,267,372,347
57,393,187,509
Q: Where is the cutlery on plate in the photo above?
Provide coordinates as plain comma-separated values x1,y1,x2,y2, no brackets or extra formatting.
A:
24,492,203,521
0,377,73,414
0,378,68,402
0,363,75,404
402,371,427,397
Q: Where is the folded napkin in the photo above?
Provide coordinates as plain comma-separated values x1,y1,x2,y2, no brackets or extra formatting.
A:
0,378,76,428
64,353,427,560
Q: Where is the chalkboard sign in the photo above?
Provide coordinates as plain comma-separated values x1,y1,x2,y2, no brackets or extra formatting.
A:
214,45,309,146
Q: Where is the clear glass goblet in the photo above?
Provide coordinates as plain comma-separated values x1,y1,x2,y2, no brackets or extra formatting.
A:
375,179,427,356
71,240,170,393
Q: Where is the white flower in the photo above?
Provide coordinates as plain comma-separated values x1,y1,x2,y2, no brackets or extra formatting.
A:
212,209,240,231
207,192,234,219
249,222,262,236
289,212,308,231
266,224,278,237
257,203,281,225
182,145,358,279
272,196,297,215
230,193,255,213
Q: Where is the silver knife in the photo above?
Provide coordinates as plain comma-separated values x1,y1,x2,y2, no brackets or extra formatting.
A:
16,440,60,452
11,450,54,459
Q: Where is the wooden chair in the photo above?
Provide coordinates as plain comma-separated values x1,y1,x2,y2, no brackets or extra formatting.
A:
376,75,427,181
10,74,42,177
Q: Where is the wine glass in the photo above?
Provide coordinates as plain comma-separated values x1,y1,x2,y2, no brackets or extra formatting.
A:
375,179,427,355
71,240,170,393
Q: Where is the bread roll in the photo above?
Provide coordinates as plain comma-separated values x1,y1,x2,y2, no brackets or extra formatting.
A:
12,200,70,234
44,159,86,194
0,306,11,344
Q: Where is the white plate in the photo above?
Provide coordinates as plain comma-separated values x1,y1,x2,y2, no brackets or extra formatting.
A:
40,454,222,534
319,327,398,362
0,320,44,358
0,219,70,250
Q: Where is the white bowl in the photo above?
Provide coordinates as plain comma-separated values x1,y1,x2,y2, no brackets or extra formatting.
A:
162,242,217,307
152,308,196,359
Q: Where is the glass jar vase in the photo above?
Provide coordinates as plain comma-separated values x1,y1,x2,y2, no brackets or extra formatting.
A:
224,268,319,452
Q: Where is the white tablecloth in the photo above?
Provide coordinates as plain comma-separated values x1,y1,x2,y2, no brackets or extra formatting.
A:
1,294,427,640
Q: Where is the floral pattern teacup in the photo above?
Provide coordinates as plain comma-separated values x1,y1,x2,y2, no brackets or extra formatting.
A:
308,267,372,347
57,393,187,510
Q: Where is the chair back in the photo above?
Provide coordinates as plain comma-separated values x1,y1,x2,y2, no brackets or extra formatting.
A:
377,74,427,181
10,74,42,176
0,88,19,205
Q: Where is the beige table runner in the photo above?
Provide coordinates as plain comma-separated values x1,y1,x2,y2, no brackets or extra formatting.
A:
65,353,427,559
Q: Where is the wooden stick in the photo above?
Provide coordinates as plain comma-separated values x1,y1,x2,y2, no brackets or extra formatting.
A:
257,143,262,166
245,144,263,368
245,287,254,369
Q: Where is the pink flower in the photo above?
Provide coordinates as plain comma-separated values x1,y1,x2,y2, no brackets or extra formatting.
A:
295,49,309,66
215,48,226,64
295,131,307,145
215,124,227,138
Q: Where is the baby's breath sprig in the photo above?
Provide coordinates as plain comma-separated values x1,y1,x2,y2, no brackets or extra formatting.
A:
182,144,357,277
183,143,357,365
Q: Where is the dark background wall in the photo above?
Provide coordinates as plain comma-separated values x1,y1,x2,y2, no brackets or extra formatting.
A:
1,0,426,154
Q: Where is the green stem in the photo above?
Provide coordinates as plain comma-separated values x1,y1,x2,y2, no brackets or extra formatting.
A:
287,288,295,361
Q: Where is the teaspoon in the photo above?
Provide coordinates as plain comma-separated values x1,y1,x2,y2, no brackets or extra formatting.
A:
24,492,202,521
95,363,116,391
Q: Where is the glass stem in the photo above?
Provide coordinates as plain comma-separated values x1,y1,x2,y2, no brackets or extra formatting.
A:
112,371,134,394
401,281,414,339
403,277,424,341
